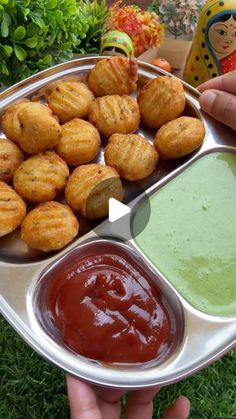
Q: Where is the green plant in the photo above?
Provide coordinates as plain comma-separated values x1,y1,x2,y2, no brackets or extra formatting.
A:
149,0,205,38
78,0,108,54
0,0,107,86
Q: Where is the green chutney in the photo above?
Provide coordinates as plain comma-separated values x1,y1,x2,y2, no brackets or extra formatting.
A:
133,152,236,317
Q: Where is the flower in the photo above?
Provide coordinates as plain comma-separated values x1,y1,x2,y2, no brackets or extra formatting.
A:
103,1,164,56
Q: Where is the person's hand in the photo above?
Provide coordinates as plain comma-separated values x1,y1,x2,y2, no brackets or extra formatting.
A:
67,375,191,419
198,70,236,131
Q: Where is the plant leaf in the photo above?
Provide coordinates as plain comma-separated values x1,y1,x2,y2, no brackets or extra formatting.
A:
1,11,11,38
14,44,27,61
12,26,26,41
0,61,9,76
18,5,30,19
26,22,38,36
36,54,52,66
33,17,45,28
47,0,57,9
30,11,45,28
24,37,38,48
1,44,13,56
21,0,30,6
54,10,63,25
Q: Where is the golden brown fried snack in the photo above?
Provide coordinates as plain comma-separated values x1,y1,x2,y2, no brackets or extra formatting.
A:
21,201,79,252
48,81,94,123
88,57,138,96
105,133,158,180
13,151,69,203
154,116,205,159
0,182,26,237
65,164,123,219
137,76,186,128
31,75,87,102
56,119,101,166
1,99,30,144
18,102,61,154
0,138,24,183
88,95,140,137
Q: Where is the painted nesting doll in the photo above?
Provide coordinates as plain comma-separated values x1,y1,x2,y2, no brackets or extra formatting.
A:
184,0,236,87
100,31,134,58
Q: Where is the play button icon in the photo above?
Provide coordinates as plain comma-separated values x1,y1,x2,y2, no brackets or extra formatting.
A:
87,176,151,241
109,198,131,222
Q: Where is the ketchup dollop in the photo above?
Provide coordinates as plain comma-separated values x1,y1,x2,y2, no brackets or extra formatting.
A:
47,254,172,363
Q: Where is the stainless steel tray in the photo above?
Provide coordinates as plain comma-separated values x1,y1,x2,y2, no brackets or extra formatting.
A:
0,57,235,389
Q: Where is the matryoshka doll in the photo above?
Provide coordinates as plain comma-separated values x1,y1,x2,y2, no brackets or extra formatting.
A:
100,31,134,58
184,0,236,87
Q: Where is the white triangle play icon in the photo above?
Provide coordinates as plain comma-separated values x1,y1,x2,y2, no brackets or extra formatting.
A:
109,198,131,223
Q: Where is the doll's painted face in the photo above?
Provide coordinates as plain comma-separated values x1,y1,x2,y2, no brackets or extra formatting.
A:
209,16,236,56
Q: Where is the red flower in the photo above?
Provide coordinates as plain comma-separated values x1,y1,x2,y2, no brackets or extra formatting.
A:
104,1,164,56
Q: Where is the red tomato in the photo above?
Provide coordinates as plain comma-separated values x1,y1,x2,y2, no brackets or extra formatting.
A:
151,58,172,73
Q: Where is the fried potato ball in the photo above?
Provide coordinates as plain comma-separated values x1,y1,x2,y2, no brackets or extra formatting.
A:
1,99,30,144
154,116,205,159
18,102,61,154
0,182,26,237
137,76,186,128
21,201,79,252
65,163,123,219
48,81,94,124
56,119,101,166
88,95,140,137
31,75,87,102
2,101,61,154
0,138,24,183
13,151,69,203
105,133,158,181
88,57,138,97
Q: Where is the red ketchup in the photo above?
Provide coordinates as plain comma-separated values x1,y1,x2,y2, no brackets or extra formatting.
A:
47,254,172,364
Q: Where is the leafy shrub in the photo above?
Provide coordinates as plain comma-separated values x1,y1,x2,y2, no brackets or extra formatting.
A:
0,0,107,85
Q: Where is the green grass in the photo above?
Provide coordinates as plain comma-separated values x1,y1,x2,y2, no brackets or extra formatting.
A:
1,315,236,419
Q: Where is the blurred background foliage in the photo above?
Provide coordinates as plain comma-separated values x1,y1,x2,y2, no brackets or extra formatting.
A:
0,0,107,85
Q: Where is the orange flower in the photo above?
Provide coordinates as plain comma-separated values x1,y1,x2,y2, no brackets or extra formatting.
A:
104,1,164,56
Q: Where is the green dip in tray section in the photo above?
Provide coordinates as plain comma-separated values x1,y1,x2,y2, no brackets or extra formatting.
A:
133,152,236,317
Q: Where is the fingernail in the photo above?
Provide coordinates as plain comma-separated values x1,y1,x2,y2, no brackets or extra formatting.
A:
200,90,217,113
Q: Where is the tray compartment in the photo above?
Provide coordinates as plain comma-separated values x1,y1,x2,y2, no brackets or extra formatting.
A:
32,238,185,369
0,58,205,264
133,149,236,318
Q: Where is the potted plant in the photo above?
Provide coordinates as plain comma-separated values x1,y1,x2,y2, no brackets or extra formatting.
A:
149,0,205,40
103,1,164,57
0,0,107,88
148,0,206,74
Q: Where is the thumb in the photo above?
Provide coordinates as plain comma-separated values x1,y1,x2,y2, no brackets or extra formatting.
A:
199,89,236,131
